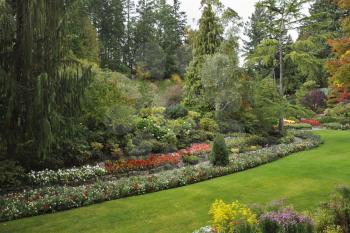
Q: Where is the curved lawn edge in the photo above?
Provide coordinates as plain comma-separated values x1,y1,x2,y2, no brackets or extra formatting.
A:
0,133,322,222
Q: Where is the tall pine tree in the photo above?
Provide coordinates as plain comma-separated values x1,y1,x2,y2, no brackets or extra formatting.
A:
183,0,223,107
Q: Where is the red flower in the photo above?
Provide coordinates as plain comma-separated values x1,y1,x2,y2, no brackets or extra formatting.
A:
300,119,321,126
104,144,211,174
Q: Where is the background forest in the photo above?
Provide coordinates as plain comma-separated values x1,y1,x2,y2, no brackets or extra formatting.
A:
0,0,349,179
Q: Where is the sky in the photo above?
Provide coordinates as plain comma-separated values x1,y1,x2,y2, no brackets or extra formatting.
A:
174,0,260,27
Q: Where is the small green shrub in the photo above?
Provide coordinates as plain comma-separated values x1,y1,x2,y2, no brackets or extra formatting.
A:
182,155,200,165
324,225,343,233
199,117,219,132
323,122,342,130
165,104,188,119
240,145,262,153
0,160,24,188
323,122,350,130
210,135,229,166
313,186,350,233
280,132,295,144
285,123,312,130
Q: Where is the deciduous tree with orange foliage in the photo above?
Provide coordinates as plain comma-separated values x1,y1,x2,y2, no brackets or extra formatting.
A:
326,0,350,104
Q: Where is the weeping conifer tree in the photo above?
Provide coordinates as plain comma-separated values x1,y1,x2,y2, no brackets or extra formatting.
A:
0,0,92,169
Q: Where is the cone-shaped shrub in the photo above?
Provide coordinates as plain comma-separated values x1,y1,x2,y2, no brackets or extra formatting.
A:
210,135,229,166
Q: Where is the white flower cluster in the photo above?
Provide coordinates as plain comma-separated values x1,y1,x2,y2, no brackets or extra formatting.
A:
192,226,212,233
26,165,107,186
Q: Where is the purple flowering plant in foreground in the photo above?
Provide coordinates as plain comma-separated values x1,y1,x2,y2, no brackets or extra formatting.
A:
260,209,313,233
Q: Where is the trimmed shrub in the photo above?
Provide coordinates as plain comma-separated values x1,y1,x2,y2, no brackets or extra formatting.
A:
182,155,200,165
165,104,188,119
210,135,229,166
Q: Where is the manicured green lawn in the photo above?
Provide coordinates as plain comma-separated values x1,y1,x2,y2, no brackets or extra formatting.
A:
1,130,350,233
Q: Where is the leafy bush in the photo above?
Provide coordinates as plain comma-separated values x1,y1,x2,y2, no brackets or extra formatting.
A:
182,155,200,165
210,135,229,166
165,104,188,119
323,123,343,130
280,132,295,144
313,186,350,233
285,123,312,130
169,119,196,148
0,160,24,188
301,89,327,113
210,200,259,233
200,117,219,132
164,85,183,107
323,226,343,233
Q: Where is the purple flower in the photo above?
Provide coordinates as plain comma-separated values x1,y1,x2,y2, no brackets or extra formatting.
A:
260,208,313,227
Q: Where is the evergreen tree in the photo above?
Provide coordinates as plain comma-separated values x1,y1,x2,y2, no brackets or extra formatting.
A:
88,0,125,71
244,7,271,55
248,0,309,131
123,0,137,75
297,0,344,87
156,0,186,77
0,0,92,169
210,135,229,166
183,0,223,107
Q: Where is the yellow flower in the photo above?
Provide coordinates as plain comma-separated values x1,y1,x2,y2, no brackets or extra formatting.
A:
209,200,258,233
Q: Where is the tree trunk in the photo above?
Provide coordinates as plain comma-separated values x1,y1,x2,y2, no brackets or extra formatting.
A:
278,35,284,133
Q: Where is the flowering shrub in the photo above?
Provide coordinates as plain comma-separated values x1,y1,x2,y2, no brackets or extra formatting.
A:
284,119,297,125
210,200,258,233
260,209,314,233
300,119,321,127
0,135,321,221
193,226,213,233
26,165,107,186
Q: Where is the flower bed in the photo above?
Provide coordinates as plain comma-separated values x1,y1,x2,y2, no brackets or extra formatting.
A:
105,153,182,173
26,165,107,186
0,134,322,222
20,143,211,188
105,143,211,174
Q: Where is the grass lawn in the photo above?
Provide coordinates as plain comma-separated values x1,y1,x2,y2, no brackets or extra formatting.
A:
1,130,350,233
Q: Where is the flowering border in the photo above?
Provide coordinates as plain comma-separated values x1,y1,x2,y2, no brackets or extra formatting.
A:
0,134,322,222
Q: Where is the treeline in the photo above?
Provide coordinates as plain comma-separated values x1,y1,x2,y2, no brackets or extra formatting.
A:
86,0,189,78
